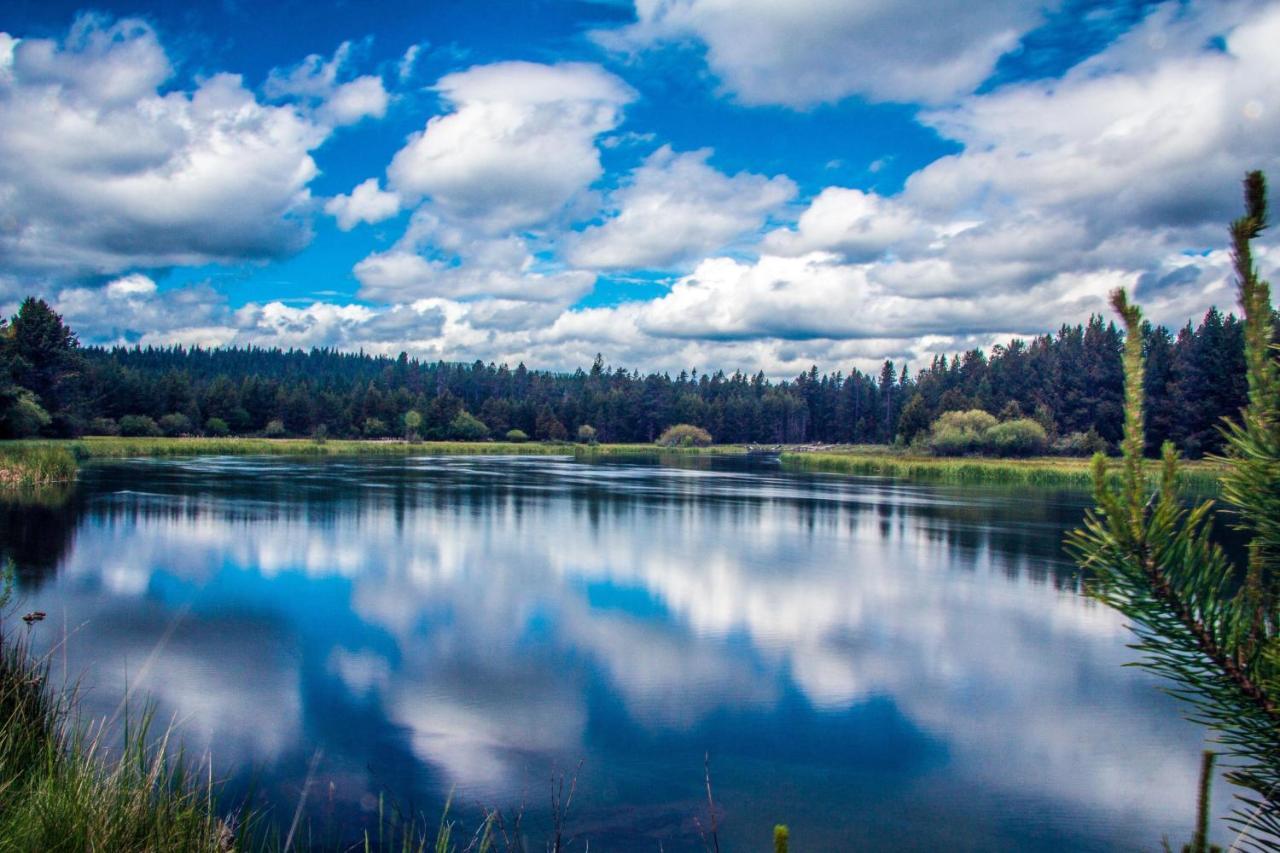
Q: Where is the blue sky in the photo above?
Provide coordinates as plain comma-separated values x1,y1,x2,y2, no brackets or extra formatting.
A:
0,0,1276,375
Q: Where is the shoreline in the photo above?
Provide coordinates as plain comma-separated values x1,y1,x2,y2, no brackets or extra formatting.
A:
0,437,1223,491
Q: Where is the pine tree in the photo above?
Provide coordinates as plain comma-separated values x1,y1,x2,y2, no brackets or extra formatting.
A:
1067,172,1280,849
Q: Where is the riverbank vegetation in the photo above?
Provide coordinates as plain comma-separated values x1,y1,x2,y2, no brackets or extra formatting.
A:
0,435,1229,492
781,445,1224,490
0,445,76,486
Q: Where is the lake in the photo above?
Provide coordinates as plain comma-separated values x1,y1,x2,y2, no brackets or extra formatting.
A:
3,454,1225,850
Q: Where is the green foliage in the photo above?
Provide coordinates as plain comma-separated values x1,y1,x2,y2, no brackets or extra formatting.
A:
773,824,790,853
204,417,230,438
1068,173,1280,848
534,406,567,441
896,394,932,444
576,424,598,445
263,418,286,438
656,423,713,447
504,429,529,443
118,414,162,438
448,411,489,441
928,409,997,455
927,409,1048,457
1053,428,1109,457
0,389,50,438
986,418,1048,457
87,417,118,436
157,413,193,437
403,409,423,442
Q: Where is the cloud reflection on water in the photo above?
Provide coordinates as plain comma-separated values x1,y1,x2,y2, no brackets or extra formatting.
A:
10,456,1225,849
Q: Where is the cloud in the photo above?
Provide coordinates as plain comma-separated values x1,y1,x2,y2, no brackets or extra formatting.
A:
906,1,1280,233
386,61,635,232
0,15,327,278
567,146,795,270
264,40,388,126
325,178,401,230
598,0,1044,107
762,187,936,261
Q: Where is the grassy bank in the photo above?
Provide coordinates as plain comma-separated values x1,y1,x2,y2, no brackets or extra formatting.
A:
0,631,486,851
0,437,1226,491
1,436,750,460
0,446,78,487
782,446,1225,491
0,633,246,851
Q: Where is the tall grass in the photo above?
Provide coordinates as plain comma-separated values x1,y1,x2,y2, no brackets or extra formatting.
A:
0,629,499,852
0,437,749,463
783,448,1224,491
0,446,77,487
0,628,258,851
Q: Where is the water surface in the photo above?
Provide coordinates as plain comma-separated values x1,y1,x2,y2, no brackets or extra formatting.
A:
4,455,1225,850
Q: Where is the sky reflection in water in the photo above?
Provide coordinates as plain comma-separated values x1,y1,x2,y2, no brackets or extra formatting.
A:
5,455,1227,850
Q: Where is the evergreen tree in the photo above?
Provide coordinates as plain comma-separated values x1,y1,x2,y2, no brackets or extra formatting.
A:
1068,173,1280,848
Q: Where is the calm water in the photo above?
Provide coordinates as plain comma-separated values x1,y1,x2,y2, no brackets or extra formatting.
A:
3,455,1227,850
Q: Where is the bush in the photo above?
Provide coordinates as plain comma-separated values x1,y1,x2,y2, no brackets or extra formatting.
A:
362,417,387,438
118,415,162,437
204,417,230,437
263,418,286,438
928,409,1047,457
403,410,423,443
157,413,193,437
985,418,1048,457
312,424,329,445
0,390,51,438
87,417,119,436
656,423,713,447
576,424,598,445
505,429,529,443
927,409,997,456
448,411,490,441
1053,428,1110,457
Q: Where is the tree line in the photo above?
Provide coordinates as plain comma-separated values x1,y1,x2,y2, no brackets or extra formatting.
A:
0,295,1272,456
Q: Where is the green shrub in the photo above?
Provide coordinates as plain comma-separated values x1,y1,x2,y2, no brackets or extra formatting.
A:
927,409,996,456
362,417,387,438
403,410,423,442
263,418,286,438
448,411,490,440
158,413,193,437
1053,428,1109,457
576,424,598,444
656,423,713,447
87,417,119,436
505,429,529,443
118,415,162,438
928,409,1047,457
0,390,51,438
985,418,1048,457
204,417,230,437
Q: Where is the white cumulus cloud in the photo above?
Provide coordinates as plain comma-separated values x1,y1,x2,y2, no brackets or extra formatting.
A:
568,146,796,269
386,61,635,232
325,179,401,230
598,0,1044,107
0,15,328,278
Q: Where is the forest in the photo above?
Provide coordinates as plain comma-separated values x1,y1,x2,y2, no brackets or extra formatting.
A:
0,295,1271,457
